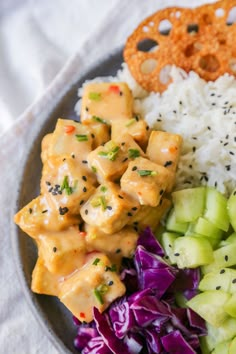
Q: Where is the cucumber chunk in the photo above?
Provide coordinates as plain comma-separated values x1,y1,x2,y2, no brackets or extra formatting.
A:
220,233,236,247
229,336,236,354
172,187,206,223
173,235,213,268
187,290,230,327
203,318,236,351
224,293,236,318
204,187,229,232
199,268,236,293
160,232,179,264
165,208,189,234
202,243,236,273
191,217,223,239
212,340,231,354
189,233,221,249
228,189,236,232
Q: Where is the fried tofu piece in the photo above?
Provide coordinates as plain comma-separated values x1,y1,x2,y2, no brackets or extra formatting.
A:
59,253,126,323
127,198,171,232
80,182,140,234
120,157,171,207
83,120,111,149
14,195,80,239
111,117,149,149
41,157,96,215
81,82,133,124
31,258,61,296
38,227,87,276
85,224,138,259
87,136,145,183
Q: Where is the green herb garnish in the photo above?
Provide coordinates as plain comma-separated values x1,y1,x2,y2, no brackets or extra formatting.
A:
94,288,104,305
98,146,119,161
61,176,73,195
92,116,108,124
128,149,140,159
100,186,107,193
91,166,97,173
92,258,100,265
76,134,88,142
137,170,157,177
89,92,101,101
91,196,107,211
125,118,136,127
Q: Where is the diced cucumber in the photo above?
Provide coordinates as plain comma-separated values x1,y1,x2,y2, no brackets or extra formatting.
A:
204,187,230,232
187,290,230,327
212,340,231,354
172,187,206,223
229,336,236,354
173,235,213,268
199,268,236,293
191,217,223,239
204,318,236,351
160,232,179,264
224,233,236,246
189,233,221,249
228,189,236,232
224,294,236,318
165,208,188,234
202,243,236,273
175,292,188,308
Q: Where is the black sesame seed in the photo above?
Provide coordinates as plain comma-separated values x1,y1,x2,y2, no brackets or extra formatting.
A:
156,119,162,122
216,286,221,290
118,194,124,199
85,209,88,215
115,249,121,254
174,253,180,256
210,93,215,96
207,126,211,130
71,154,75,159
225,255,229,261
82,176,87,181
63,158,66,162
82,160,88,164
179,101,182,105
189,164,193,169
212,103,216,106
29,208,33,214
59,207,69,215
226,134,229,139
107,206,112,210
58,191,62,195
133,221,139,225
132,207,138,211
127,212,133,217
226,165,231,171
192,137,197,140
122,157,128,163
85,107,89,112
232,279,236,284
80,200,84,205
173,110,177,114
134,226,138,232
83,187,87,192
42,209,48,213
229,151,235,155
53,247,57,253
91,133,95,138
46,181,51,186
169,244,172,248
48,187,53,193
192,146,196,152
119,91,123,96
108,281,114,286
234,191,236,196
220,269,225,274
224,142,229,146
164,161,173,167
165,255,169,259
121,142,125,146
160,189,164,195
146,126,150,130
215,181,218,188
132,166,137,171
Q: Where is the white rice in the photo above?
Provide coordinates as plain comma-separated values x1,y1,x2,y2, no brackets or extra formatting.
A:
75,64,236,196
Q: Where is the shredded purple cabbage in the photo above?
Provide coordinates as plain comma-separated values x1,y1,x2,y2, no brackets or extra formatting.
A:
73,227,206,353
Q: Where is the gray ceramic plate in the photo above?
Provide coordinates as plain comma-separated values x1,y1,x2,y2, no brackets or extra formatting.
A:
11,48,123,354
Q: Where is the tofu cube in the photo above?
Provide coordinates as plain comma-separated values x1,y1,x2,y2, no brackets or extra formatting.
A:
111,118,149,149
48,119,93,162
146,131,182,173
31,258,60,296
87,136,145,183
41,157,96,215
80,182,140,234
38,227,86,275
59,253,126,323
85,224,138,258
84,121,111,149
120,157,171,206
14,195,80,239
81,82,133,124
127,198,171,232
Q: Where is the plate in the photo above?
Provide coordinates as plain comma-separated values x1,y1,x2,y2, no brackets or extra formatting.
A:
11,48,123,354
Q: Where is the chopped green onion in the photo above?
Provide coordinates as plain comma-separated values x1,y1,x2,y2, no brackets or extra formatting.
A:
91,196,107,211
137,170,158,177
89,92,101,101
91,166,97,173
128,149,140,159
98,146,119,161
92,258,100,265
92,116,108,124
100,186,107,193
94,288,104,305
61,176,73,195
125,118,136,127
76,134,88,142
110,264,117,272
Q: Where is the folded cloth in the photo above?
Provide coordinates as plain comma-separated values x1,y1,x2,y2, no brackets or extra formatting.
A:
0,0,215,353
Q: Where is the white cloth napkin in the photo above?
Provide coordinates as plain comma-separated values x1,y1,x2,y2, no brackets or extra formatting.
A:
0,1,216,353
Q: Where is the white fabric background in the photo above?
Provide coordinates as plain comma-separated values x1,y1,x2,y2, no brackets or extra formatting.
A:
0,1,217,353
